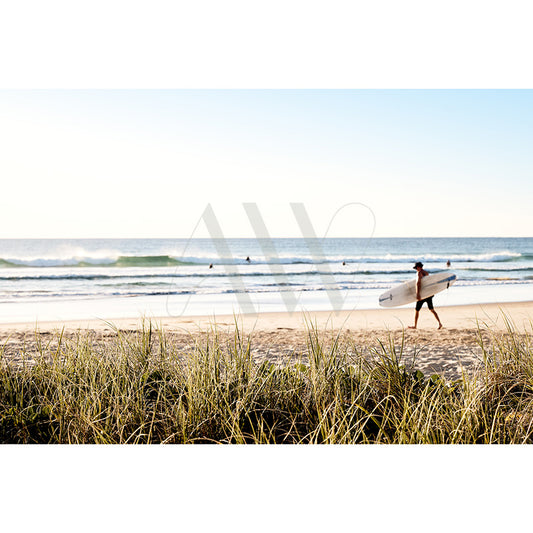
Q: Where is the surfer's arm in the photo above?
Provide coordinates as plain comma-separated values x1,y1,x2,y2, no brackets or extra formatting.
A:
416,273,422,300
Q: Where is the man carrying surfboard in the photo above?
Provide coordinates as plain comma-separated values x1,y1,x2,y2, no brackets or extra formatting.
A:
408,262,443,330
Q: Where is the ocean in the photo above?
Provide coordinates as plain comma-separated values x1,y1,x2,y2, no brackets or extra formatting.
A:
0,237,532,323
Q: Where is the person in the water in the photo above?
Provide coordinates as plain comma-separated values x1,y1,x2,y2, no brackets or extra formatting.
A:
408,261,443,330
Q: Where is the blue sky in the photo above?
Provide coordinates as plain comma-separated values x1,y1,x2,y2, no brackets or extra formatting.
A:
1,89,531,238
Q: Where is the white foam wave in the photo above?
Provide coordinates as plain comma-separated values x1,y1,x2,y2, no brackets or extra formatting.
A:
0,246,524,268
4,245,121,267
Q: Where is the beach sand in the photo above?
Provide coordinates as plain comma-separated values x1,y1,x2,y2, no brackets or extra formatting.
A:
1,301,532,381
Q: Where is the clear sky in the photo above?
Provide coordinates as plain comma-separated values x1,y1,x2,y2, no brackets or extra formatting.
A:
1,89,531,238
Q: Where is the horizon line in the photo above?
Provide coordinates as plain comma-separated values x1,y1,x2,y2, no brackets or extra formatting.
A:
0,236,532,240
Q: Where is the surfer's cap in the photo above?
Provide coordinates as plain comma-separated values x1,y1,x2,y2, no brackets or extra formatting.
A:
413,261,423,269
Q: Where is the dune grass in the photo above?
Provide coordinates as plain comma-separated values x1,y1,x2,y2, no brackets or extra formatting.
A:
1,318,533,444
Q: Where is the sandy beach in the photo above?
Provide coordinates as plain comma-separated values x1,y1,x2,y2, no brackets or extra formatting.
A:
2,301,532,381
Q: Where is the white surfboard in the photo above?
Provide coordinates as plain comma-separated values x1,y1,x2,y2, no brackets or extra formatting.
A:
379,271,457,308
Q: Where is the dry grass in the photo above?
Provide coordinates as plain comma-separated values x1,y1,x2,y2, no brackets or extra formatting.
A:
1,317,533,444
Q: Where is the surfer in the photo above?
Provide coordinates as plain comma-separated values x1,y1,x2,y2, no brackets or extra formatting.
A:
446,260,451,268
408,261,443,329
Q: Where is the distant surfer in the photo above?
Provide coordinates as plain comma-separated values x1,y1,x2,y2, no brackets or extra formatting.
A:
209,263,213,269
408,261,443,330
245,256,250,263
446,260,451,268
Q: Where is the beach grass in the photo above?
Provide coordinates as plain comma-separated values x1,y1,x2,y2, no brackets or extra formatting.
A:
1,318,533,444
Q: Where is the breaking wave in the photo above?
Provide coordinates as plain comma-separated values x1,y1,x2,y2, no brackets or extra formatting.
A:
0,250,525,268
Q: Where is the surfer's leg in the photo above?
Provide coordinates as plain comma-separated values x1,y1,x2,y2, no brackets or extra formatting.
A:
409,300,424,329
430,309,443,329
427,297,443,329
409,310,420,329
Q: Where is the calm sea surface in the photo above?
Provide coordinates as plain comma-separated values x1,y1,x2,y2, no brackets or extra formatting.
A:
0,237,532,322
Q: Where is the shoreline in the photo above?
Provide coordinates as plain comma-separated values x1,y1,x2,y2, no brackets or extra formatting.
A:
1,281,532,326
